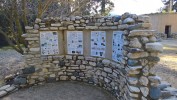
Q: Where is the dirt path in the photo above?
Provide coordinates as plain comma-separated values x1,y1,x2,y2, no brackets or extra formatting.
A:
2,81,117,100
153,39,177,88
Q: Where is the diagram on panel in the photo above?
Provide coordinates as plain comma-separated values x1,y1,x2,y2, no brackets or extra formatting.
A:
112,31,124,62
67,31,83,55
91,31,106,57
40,31,59,55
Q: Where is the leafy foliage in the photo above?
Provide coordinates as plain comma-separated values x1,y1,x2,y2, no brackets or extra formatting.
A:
0,0,114,54
161,0,177,12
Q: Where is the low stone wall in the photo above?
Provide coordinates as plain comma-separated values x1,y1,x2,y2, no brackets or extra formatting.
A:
171,33,177,39
1,13,163,100
27,55,128,99
154,33,167,40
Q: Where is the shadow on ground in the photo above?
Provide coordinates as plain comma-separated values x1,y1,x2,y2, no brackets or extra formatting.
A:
2,81,117,100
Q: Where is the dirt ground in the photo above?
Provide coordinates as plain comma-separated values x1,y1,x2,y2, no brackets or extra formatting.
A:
1,81,117,100
153,39,177,88
0,39,177,99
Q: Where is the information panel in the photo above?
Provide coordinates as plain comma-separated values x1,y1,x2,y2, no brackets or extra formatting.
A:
112,31,124,62
67,31,83,54
91,31,106,57
40,31,59,55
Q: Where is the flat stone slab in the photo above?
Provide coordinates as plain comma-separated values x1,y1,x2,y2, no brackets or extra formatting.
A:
145,42,163,52
1,82,117,100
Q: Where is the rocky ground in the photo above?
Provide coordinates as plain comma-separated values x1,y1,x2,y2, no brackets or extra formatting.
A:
152,39,177,88
0,49,25,86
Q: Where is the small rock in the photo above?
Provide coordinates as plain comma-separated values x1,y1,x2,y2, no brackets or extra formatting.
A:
14,76,27,85
150,86,161,100
149,36,157,42
128,77,138,85
104,67,112,73
129,86,140,93
34,24,39,29
140,87,149,97
0,90,7,97
127,59,139,66
129,38,142,48
129,48,144,53
127,52,148,59
22,66,35,74
102,59,111,65
141,37,149,44
139,76,149,86
35,18,41,23
123,18,135,24
148,76,161,84
164,87,177,92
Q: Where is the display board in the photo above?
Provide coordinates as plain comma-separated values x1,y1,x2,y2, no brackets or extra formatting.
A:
40,31,59,55
67,31,83,54
91,31,106,57
112,31,124,62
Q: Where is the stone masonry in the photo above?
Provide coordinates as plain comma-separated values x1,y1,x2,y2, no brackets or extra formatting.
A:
1,13,163,100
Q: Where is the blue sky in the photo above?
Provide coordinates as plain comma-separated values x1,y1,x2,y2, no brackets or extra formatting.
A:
110,0,164,15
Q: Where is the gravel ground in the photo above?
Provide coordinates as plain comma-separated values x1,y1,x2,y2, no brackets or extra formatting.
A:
2,81,117,100
152,39,177,88
0,49,25,84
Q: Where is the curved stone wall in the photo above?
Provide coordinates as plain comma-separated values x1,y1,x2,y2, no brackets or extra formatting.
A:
20,13,163,100
27,55,128,100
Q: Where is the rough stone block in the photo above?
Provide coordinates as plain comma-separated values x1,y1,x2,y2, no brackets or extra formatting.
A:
128,77,138,85
140,87,149,97
5,86,16,92
51,23,61,27
0,85,10,91
102,59,111,65
127,52,148,59
0,90,7,97
145,42,163,52
137,16,150,23
29,48,40,52
129,85,140,93
129,30,154,37
139,76,149,86
129,38,142,48
150,86,161,100
104,67,112,73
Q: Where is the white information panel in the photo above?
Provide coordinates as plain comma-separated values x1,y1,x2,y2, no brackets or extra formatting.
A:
40,31,59,55
91,31,106,57
112,31,124,62
67,31,83,54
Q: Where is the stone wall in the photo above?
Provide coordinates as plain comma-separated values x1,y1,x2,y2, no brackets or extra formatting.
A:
171,33,177,39
19,13,163,100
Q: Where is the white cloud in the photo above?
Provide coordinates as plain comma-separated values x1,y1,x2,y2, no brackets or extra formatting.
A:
110,0,164,15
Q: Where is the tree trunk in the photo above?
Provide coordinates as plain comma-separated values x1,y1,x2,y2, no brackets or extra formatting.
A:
101,0,106,15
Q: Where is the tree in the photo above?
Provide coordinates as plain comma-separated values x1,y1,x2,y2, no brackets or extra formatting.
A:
0,0,114,54
161,0,177,12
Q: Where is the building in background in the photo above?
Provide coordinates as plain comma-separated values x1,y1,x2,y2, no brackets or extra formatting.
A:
147,13,177,39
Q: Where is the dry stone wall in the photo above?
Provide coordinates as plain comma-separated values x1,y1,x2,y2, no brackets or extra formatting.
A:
17,13,163,100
